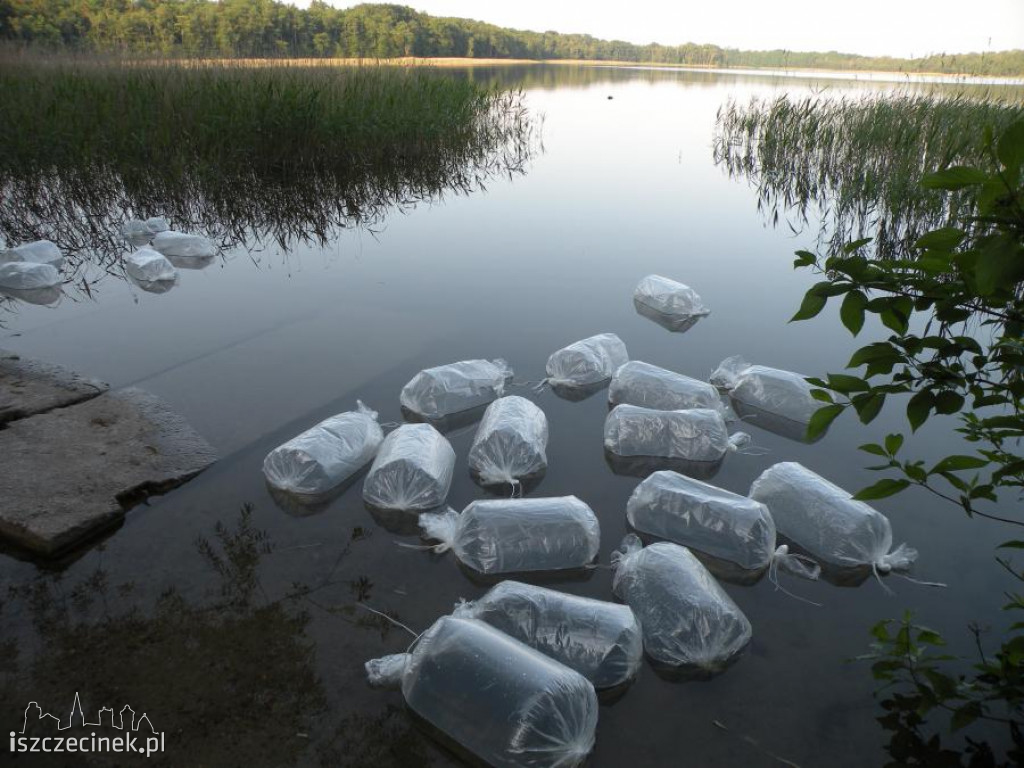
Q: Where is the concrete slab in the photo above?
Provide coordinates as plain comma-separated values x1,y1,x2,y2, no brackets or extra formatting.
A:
0,349,108,425
0,387,217,555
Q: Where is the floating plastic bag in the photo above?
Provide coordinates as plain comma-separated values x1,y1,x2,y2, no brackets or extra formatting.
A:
419,496,601,575
609,360,724,412
468,396,548,487
612,534,751,670
145,217,170,234
545,333,628,388
400,359,513,420
604,405,749,463
362,423,455,510
452,580,642,689
627,471,820,581
633,275,710,332
263,401,383,496
711,355,818,427
0,262,61,290
1,240,64,269
151,230,219,260
124,247,178,283
366,616,598,768
749,462,917,574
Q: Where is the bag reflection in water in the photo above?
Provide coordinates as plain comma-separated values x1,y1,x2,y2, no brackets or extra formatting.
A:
452,580,643,690
366,616,599,768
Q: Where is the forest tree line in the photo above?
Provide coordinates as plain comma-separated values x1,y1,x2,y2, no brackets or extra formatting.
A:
2,0,1023,75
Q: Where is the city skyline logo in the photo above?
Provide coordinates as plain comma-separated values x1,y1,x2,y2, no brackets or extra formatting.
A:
10,692,165,758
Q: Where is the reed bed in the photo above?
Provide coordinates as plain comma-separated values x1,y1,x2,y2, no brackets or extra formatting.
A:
713,92,1024,258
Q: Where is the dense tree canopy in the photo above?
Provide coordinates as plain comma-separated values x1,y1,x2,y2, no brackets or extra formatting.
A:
1,0,1022,75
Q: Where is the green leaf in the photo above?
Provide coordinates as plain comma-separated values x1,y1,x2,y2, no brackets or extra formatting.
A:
793,250,817,268
996,119,1024,172
950,702,982,732
840,290,867,336
790,291,827,322
907,391,934,431
859,443,888,457
916,628,946,647
997,540,1024,550
913,227,966,251
806,404,844,441
975,233,1024,296
854,478,911,500
828,374,870,393
933,391,965,415
921,166,988,190
853,392,885,424
885,433,904,455
843,237,873,254
929,455,988,474
810,388,834,403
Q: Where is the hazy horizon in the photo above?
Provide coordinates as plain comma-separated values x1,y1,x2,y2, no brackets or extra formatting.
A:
309,0,1024,59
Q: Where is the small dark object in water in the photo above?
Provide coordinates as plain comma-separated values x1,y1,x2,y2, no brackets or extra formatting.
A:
607,95,614,100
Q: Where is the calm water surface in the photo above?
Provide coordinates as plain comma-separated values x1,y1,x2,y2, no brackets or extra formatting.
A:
1,65,1017,767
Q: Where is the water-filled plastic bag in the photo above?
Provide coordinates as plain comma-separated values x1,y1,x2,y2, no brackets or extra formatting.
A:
362,423,455,510
453,580,642,689
1,240,63,269
545,333,627,388
366,616,598,768
151,230,219,260
468,396,548,487
0,262,61,290
612,534,751,670
263,401,383,496
419,496,600,575
632,274,710,331
749,462,917,574
124,247,177,283
400,359,513,419
711,355,818,427
609,360,723,412
604,404,748,463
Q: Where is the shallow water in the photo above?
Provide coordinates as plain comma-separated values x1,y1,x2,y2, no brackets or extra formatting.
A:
1,65,1019,766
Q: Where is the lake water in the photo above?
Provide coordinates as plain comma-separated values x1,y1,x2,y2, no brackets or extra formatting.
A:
1,64,1019,766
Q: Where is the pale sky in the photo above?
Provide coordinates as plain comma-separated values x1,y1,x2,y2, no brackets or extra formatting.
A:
320,1,1024,58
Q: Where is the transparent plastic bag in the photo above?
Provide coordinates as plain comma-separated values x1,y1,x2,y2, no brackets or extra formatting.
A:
151,230,219,260
145,217,170,234
627,470,819,579
366,616,598,768
419,496,601,575
612,534,752,670
468,396,548,487
0,262,61,290
711,355,818,426
604,404,749,462
263,401,383,496
609,360,724,412
632,274,710,331
545,333,628,388
362,423,455,510
453,580,642,689
0,239,64,269
749,462,917,573
400,359,513,419
124,247,178,283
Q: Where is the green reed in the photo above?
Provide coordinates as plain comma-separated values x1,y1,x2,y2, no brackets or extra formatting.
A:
713,91,1024,258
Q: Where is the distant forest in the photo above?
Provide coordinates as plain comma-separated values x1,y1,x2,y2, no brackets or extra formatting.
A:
2,0,1023,75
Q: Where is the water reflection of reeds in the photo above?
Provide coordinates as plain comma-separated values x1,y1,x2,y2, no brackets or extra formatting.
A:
0,58,538,294
713,92,1024,259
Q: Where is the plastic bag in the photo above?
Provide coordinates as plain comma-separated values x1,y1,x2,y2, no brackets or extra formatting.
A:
145,217,170,234
419,496,601,575
263,401,383,496
633,274,710,331
749,462,917,573
711,355,818,427
124,247,178,283
151,231,219,260
0,240,64,269
468,396,548,487
604,404,749,463
545,333,628,388
627,470,819,580
612,534,751,670
0,262,61,290
453,580,642,689
400,359,513,420
362,423,455,510
366,616,598,768
609,360,724,412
